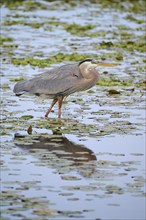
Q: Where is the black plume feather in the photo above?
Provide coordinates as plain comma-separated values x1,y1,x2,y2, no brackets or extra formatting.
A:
78,58,93,66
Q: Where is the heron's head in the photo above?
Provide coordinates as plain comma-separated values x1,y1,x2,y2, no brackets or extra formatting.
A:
78,58,117,79
78,58,99,79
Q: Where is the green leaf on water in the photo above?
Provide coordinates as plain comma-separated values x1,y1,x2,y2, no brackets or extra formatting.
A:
21,115,34,119
61,175,81,181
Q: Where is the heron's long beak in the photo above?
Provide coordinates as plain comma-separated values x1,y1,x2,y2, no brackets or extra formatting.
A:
95,61,118,67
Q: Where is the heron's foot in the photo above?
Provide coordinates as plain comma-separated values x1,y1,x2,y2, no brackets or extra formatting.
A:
45,113,48,118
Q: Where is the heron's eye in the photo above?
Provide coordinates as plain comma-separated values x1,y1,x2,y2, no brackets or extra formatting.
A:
72,73,78,77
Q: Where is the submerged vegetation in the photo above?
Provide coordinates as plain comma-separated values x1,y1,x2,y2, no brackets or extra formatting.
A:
0,37,13,44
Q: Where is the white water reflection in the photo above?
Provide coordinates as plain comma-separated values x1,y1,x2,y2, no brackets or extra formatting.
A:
1,132,145,220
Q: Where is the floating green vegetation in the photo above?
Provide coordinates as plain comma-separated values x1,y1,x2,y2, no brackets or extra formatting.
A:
126,0,146,14
8,51,15,56
114,51,123,61
24,1,47,11
96,77,132,87
63,23,96,36
96,51,124,61
95,0,145,14
117,41,146,53
96,78,145,89
2,19,100,35
2,0,145,14
99,41,114,48
10,77,24,82
33,208,57,217
11,53,90,68
106,185,124,194
1,190,53,219
3,19,64,29
117,25,131,31
0,37,13,45
1,0,46,10
29,22,44,29
21,115,34,120
98,0,124,10
3,44,18,49
125,15,144,24
86,31,106,37
120,31,135,40
94,40,146,53
135,80,146,88
48,20,62,27
4,20,44,29
4,20,27,26
51,52,90,62
0,84,10,89
0,0,25,8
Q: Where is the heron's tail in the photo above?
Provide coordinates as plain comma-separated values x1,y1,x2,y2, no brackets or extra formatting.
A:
13,80,29,96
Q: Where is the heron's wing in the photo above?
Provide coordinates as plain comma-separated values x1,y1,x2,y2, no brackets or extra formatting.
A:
14,64,82,96
37,64,80,80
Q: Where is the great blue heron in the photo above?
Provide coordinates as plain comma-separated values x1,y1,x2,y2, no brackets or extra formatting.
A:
13,58,114,118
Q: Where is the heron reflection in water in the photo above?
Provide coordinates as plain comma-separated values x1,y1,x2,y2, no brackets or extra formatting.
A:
15,133,97,177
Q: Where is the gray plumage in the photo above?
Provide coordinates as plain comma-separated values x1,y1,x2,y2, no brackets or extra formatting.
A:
14,65,81,97
13,59,100,118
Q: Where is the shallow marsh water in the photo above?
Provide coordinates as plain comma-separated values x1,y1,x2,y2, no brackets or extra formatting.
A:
1,1,146,219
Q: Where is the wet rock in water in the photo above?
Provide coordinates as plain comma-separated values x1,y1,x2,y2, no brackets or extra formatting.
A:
108,89,121,95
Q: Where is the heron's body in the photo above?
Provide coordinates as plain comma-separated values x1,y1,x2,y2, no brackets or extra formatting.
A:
14,59,100,118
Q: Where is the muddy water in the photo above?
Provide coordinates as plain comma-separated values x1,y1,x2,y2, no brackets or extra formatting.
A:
1,1,146,220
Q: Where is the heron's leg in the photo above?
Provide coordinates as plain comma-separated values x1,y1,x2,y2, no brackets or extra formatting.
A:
45,97,58,117
58,96,64,118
